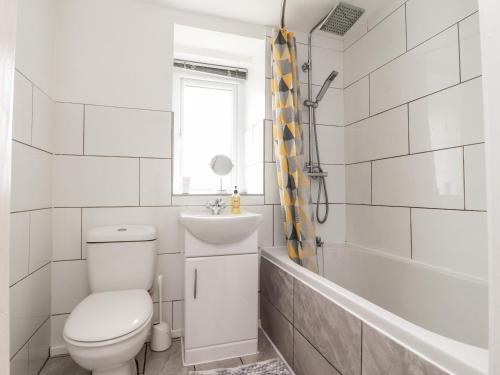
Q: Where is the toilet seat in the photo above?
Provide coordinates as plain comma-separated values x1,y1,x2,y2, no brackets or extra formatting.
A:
64,289,153,346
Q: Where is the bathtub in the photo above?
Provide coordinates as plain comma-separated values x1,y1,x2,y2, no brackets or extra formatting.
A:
261,244,488,375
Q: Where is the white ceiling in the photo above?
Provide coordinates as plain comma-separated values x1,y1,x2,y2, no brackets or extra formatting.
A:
152,0,393,33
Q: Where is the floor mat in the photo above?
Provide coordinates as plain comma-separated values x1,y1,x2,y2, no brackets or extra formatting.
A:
189,358,291,375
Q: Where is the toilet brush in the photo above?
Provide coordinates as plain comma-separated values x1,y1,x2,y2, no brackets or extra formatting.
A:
151,274,171,351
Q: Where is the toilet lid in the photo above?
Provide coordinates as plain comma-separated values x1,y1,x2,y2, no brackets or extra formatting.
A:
64,289,153,343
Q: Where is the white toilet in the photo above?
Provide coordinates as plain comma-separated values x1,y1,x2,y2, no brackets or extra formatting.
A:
63,225,157,375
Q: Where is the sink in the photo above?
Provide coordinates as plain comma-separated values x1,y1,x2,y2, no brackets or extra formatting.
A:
179,209,262,244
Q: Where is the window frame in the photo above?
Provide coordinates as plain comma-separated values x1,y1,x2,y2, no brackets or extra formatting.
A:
172,68,243,195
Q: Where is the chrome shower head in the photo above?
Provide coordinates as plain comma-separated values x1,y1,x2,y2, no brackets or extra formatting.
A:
318,2,365,36
315,70,338,102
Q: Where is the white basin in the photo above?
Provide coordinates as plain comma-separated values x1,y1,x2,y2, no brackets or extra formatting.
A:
179,210,262,244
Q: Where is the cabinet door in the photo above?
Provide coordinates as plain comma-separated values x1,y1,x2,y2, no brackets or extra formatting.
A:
184,254,258,349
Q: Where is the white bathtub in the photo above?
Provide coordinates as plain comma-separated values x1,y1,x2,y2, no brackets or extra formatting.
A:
261,244,489,375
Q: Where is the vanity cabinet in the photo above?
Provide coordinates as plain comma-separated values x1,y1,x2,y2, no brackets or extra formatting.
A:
182,229,259,365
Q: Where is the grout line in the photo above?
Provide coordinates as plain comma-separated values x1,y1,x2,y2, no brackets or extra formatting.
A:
30,81,34,145
10,207,51,214
82,104,86,155
53,153,172,160
409,208,413,259
10,316,51,361
9,261,51,288
346,142,485,166
56,101,173,113
360,321,363,374
407,103,411,153
80,207,83,259
12,139,52,155
370,162,373,205
463,146,466,210
138,158,141,206
404,3,408,52
344,202,486,213
458,22,462,82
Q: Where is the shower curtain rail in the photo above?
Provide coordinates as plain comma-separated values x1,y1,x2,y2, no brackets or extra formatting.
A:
281,0,287,28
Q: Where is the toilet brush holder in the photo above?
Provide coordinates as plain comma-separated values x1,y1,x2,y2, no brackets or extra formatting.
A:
150,274,171,352
151,321,171,352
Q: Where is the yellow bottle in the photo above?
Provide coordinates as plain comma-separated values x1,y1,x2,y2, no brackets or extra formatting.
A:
231,186,241,214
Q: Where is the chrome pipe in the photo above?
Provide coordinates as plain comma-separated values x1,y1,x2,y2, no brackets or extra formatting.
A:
280,0,287,28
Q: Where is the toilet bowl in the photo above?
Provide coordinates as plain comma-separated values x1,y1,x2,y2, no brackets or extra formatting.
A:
64,289,153,375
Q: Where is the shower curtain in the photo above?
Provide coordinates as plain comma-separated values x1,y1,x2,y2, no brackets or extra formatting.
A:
271,28,318,272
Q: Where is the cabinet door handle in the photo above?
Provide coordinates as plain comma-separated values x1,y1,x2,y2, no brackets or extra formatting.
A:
194,268,198,299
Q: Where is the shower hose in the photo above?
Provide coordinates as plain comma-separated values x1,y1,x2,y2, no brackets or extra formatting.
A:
312,109,329,224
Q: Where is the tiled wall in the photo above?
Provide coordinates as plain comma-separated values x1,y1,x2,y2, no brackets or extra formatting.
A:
343,0,486,281
260,257,447,375
47,0,347,355
9,0,55,373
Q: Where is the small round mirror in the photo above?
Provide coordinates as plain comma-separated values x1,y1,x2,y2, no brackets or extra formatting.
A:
209,155,233,176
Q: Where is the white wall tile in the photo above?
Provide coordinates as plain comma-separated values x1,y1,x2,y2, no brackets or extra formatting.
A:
372,148,464,209
343,21,367,50
265,78,272,120
273,205,286,247
50,314,68,352
316,125,344,164
370,26,460,115
53,0,173,110
346,205,411,258
346,105,408,164
344,6,406,86
32,87,54,153
406,0,478,49
15,0,55,95
346,163,371,204
243,205,273,247
29,209,52,272
12,71,33,144
140,158,172,206
344,76,369,125
465,143,486,210
10,265,51,355
51,260,89,315
412,209,487,279
84,106,172,158
409,78,484,153
173,300,184,335
28,318,50,375
10,343,28,375
367,0,406,30
53,155,139,207
153,253,184,302
10,212,30,286
54,102,83,155
264,120,273,162
11,142,52,212
311,165,345,204
316,204,346,244
459,13,482,81
264,163,280,204
52,208,81,261
82,207,184,256
296,43,343,88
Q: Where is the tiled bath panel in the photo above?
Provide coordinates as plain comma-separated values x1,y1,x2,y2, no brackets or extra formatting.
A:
39,329,279,375
260,257,447,375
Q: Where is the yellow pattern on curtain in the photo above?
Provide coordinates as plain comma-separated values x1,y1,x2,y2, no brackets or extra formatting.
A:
271,28,318,272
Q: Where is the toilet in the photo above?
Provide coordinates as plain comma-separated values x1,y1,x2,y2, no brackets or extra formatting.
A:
63,225,157,375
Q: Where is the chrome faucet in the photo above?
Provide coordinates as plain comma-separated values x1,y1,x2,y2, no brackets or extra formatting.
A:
206,198,226,215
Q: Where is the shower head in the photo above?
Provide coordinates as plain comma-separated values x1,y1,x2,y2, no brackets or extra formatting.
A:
315,70,338,102
316,2,365,36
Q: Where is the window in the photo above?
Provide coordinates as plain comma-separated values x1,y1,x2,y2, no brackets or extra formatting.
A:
173,74,240,194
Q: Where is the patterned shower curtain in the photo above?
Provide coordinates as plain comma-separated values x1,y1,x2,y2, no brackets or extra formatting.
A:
271,28,318,272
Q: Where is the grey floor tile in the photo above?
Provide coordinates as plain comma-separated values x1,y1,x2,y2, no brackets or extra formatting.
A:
241,329,279,364
194,357,243,371
145,340,194,375
39,356,90,375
